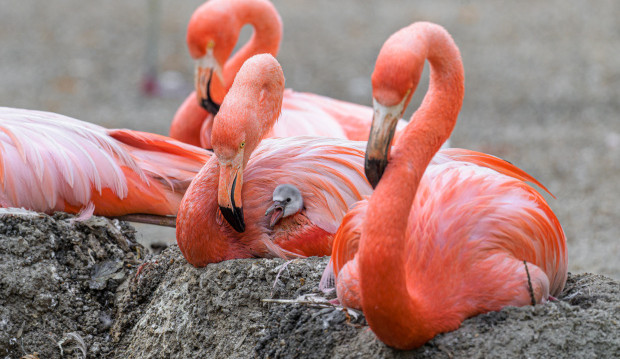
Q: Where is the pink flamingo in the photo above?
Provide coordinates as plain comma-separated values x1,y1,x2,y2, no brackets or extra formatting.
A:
176,54,375,266
327,22,567,350
169,0,401,149
0,107,211,223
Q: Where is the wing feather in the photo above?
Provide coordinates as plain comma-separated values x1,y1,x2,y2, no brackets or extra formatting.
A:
0,107,211,216
434,148,554,197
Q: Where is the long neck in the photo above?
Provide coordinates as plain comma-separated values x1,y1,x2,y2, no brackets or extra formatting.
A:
358,23,464,349
242,80,284,167
223,0,282,90
213,54,285,167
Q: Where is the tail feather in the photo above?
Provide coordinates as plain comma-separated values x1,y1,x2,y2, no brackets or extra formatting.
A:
108,129,212,162
109,129,212,193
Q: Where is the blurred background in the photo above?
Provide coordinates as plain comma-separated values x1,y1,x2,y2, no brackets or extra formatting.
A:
0,0,618,278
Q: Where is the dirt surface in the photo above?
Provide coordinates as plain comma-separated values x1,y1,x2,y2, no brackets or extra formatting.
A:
115,249,620,359
1,213,618,358
0,210,142,358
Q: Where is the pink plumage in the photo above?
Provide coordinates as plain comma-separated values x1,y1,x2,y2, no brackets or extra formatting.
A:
0,107,211,217
176,54,375,266
328,22,567,350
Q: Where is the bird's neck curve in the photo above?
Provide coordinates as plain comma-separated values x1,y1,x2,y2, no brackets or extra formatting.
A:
242,63,285,168
223,0,282,90
358,22,465,350
212,54,285,172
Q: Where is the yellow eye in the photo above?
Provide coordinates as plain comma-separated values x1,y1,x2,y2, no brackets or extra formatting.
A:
207,40,215,49
240,141,245,149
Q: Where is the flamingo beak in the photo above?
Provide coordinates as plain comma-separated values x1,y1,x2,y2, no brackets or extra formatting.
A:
195,49,225,115
265,201,286,228
365,98,407,188
218,160,245,232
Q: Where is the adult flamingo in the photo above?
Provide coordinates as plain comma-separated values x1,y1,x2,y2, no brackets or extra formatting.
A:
0,107,211,223
327,22,567,350
169,0,400,149
176,54,375,266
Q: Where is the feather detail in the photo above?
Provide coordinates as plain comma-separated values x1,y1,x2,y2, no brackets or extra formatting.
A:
436,148,554,198
0,107,211,216
70,202,95,223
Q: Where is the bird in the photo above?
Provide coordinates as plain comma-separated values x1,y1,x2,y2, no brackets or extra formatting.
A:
169,0,405,149
264,184,304,228
0,107,211,223
325,22,568,350
175,54,375,266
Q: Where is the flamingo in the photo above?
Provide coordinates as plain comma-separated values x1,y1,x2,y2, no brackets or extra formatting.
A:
175,54,375,266
169,0,405,149
0,107,211,224
326,22,568,350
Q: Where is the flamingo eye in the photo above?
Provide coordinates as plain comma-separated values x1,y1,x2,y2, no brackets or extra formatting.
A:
286,198,291,203
207,40,215,49
240,141,245,149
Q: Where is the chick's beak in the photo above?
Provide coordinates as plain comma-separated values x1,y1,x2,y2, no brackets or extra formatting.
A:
265,201,286,228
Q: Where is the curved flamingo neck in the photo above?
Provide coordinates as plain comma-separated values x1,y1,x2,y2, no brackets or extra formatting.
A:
222,0,282,90
358,23,464,349
241,68,284,168
212,54,284,168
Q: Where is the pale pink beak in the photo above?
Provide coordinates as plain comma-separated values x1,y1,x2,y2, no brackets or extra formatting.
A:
265,201,285,228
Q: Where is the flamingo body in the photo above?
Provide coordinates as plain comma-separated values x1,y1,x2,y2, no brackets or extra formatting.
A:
326,22,567,350
0,107,211,217
332,151,567,309
169,92,213,148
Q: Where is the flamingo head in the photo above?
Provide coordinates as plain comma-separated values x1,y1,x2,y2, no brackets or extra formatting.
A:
365,94,409,188
187,0,283,116
211,53,285,233
366,25,426,187
211,104,247,232
187,0,237,114
264,184,303,227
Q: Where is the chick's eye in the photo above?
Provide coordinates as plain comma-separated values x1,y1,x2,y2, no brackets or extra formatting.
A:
286,198,291,203
240,141,245,149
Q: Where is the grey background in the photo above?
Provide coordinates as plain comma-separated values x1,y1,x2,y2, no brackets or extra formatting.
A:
1,0,618,278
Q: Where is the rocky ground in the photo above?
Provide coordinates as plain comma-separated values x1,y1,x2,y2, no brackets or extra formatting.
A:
1,213,618,358
0,211,142,358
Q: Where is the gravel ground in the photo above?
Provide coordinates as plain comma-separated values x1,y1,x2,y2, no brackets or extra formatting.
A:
2,212,618,358
0,0,618,282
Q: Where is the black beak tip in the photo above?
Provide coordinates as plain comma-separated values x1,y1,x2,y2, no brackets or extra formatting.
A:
364,157,387,189
200,97,221,115
219,205,245,233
